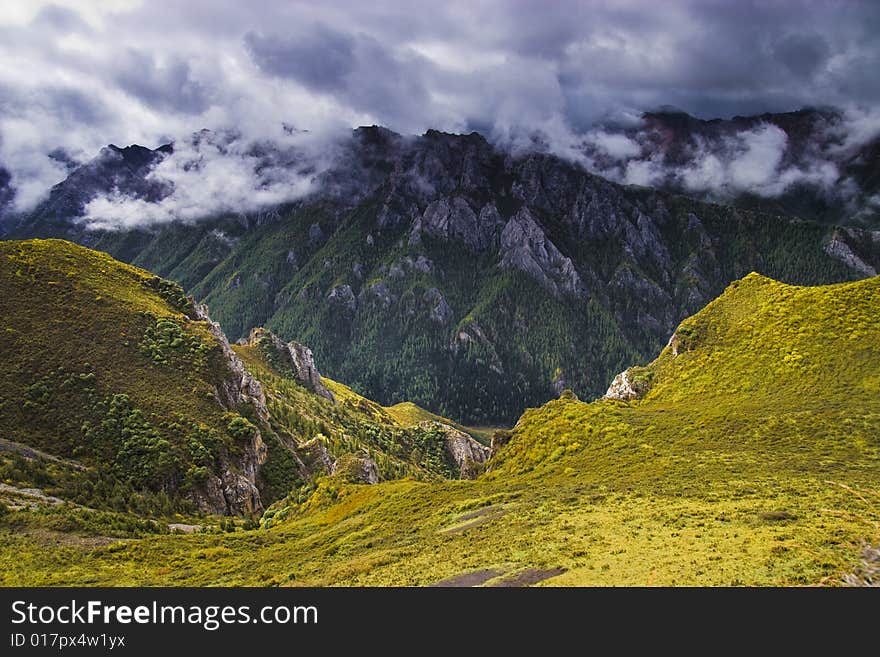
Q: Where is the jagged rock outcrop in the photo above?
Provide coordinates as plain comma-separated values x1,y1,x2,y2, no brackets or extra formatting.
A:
190,303,272,514
245,327,335,403
410,197,502,251
423,287,453,324
298,436,336,474
421,421,491,480
192,427,268,516
825,231,878,277
194,303,269,421
500,207,587,299
334,451,380,484
604,369,644,401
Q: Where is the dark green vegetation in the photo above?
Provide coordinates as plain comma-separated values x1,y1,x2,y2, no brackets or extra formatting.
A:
2,267,877,586
9,127,879,425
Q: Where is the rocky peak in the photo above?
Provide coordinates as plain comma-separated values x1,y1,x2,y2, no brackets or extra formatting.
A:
245,327,336,403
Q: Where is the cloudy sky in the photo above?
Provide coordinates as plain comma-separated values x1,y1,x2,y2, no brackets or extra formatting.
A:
2,0,879,213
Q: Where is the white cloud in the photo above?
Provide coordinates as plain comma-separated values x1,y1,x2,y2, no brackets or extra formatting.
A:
79,128,343,229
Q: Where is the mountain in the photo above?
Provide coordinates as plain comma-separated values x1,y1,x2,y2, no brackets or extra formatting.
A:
3,271,877,585
584,107,880,227
0,239,489,520
0,165,13,222
5,124,880,426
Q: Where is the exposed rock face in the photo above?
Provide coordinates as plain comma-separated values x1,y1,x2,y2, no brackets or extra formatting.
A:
361,281,396,309
500,207,587,299
604,369,642,401
288,342,335,403
245,327,335,403
603,368,650,401
191,303,272,514
298,436,335,474
423,287,453,324
193,428,268,516
328,284,358,313
194,303,269,421
334,451,380,484
308,222,325,244
825,232,878,276
412,197,501,251
421,422,491,480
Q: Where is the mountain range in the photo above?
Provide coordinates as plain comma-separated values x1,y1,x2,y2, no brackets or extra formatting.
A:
3,108,880,425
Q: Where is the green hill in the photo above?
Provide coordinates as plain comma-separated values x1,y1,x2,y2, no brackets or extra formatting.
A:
0,240,485,528
0,238,280,517
2,269,877,585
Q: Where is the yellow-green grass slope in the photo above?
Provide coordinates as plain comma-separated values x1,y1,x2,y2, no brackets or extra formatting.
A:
0,239,267,514
3,271,879,585
231,342,474,483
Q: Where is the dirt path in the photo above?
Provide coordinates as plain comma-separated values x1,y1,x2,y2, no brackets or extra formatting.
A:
431,568,505,587
440,505,505,534
0,437,87,471
0,482,67,509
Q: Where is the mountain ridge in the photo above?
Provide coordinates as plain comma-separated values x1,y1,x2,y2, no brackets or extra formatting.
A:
4,119,880,424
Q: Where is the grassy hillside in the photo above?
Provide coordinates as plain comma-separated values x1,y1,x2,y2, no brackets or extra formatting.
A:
231,339,480,486
0,240,490,521
2,272,877,585
0,239,276,516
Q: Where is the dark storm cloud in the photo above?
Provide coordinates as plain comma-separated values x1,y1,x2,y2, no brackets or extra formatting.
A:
113,49,212,115
244,25,356,92
1,0,879,217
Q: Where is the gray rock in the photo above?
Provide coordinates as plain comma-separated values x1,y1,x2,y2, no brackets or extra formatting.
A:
245,327,336,403
362,281,396,309
499,207,587,298
825,233,877,276
423,287,453,324
420,422,491,480
308,222,325,244
327,284,358,313
189,304,273,514
415,197,500,251
604,367,653,401
333,451,380,484
194,304,269,422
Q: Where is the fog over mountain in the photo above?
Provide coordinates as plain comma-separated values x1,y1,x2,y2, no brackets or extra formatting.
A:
2,0,880,224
